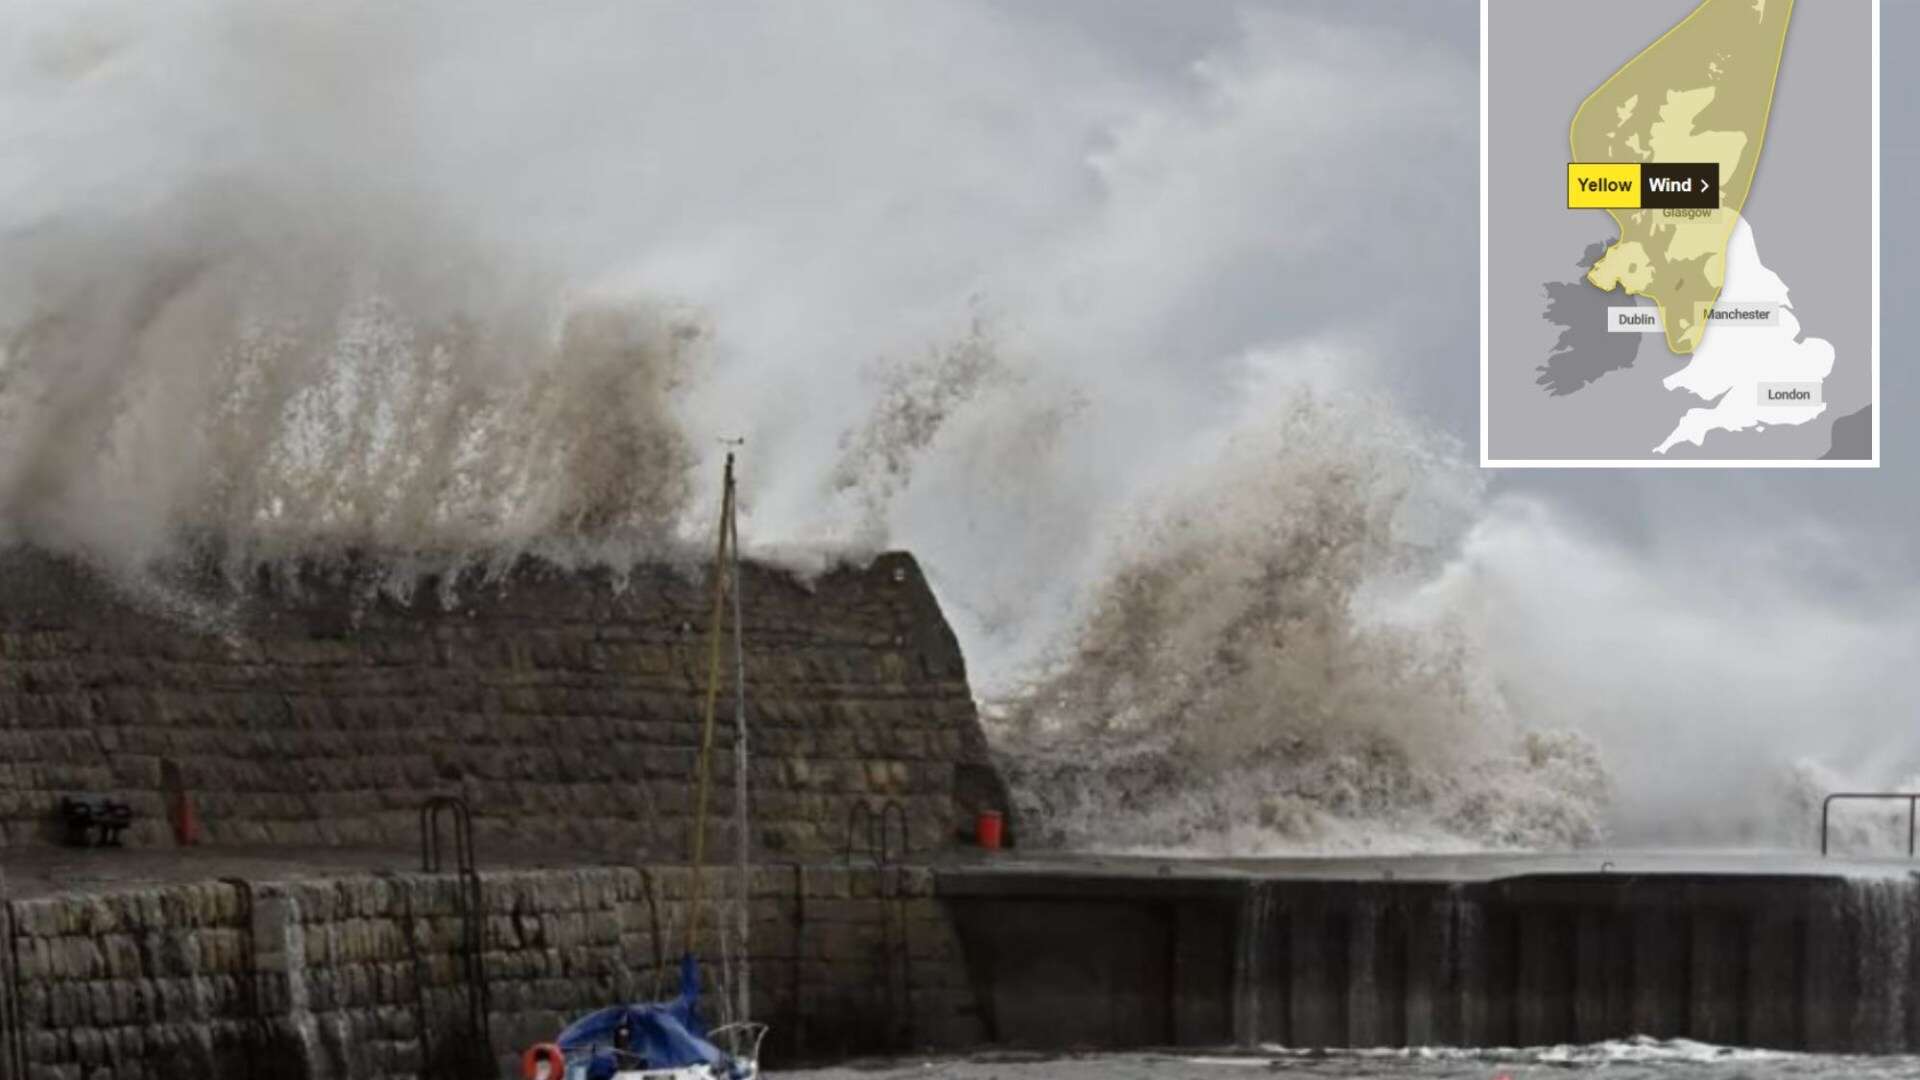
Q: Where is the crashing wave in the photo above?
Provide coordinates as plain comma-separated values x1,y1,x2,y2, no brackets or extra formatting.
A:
990,389,1611,854
0,181,699,603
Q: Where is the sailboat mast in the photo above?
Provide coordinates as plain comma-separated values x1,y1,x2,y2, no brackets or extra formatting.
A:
728,466,752,1024
686,452,735,957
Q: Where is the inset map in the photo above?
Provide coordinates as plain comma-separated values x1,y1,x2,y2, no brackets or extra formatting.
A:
1483,0,1877,466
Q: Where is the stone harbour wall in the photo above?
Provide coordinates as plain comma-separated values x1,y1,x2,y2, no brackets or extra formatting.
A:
0,547,1006,859
0,864,981,1080
1,881,260,1080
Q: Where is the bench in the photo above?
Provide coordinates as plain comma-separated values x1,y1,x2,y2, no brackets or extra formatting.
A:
60,796,133,848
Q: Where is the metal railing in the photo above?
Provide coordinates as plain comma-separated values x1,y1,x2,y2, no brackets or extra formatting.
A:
1820,792,1920,855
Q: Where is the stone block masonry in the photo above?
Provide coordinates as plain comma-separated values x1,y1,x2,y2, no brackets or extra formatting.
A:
0,547,1008,859
0,864,983,1080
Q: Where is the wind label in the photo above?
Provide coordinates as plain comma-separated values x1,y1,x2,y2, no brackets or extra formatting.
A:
1567,163,1719,209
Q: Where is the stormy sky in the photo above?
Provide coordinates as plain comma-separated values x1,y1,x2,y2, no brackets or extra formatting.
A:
0,0,1908,844
951,0,1914,841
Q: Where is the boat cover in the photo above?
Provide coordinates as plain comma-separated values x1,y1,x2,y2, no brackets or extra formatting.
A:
556,954,726,1076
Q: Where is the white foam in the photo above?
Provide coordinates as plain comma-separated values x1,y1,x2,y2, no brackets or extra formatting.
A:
1261,1035,1797,1065
991,387,1611,855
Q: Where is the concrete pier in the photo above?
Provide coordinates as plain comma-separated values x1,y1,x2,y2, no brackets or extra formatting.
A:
937,851,1920,1054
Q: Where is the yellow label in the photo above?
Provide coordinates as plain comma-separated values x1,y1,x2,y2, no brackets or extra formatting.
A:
1567,163,1642,208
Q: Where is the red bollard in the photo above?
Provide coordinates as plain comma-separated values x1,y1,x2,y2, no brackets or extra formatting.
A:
161,757,198,847
169,790,199,846
976,809,1003,851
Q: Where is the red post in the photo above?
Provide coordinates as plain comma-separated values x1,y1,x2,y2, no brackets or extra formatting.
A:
169,789,199,846
161,758,198,846
976,809,1003,851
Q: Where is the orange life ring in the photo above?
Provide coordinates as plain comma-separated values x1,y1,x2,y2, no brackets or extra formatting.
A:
522,1042,567,1080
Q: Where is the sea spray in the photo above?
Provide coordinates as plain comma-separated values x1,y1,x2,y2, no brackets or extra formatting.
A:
6,0,1896,858
989,389,1611,853
0,186,700,608
1233,882,1277,1047
1846,877,1917,1050
0,2,708,608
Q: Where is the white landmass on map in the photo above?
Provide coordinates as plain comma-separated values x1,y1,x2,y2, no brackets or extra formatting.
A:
1652,216,1832,454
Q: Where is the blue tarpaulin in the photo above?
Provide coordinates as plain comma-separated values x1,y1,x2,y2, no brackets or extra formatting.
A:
556,954,728,1077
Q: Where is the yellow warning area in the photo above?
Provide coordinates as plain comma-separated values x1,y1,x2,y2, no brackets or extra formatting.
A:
1568,164,1642,208
1568,0,1794,355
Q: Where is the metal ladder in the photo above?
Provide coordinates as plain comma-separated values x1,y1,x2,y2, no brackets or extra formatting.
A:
419,796,492,1072
845,800,914,1049
0,865,23,1080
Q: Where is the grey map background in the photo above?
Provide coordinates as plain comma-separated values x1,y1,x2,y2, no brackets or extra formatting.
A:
1486,0,1874,461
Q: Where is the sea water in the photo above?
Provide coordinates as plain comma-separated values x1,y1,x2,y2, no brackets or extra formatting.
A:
774,1039,1920,1079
